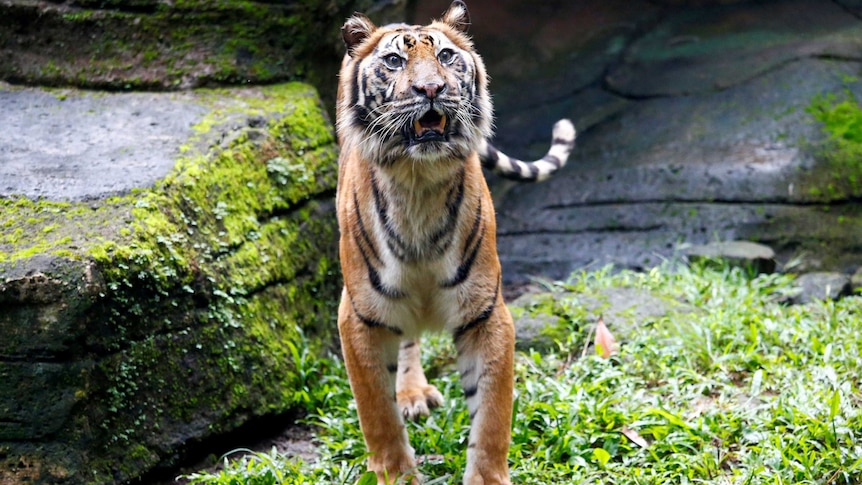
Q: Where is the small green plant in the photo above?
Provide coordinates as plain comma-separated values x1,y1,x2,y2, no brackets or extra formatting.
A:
184,262,862,484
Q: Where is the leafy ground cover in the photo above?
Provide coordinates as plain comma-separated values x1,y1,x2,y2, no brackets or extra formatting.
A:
182,263,862,485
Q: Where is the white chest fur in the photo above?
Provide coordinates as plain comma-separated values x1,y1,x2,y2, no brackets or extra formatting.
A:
363,163,483,337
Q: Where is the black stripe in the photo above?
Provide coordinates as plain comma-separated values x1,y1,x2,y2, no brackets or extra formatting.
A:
462,199,482,253
352,193,404,298
442,232,483,288
454,295,495,341
353,190,380,262
351,298,404,336
373,65,388,83
360,245,404,298
441,199,483,288
401,340,416,349
515,160,526,178
469,409,478,421
370,171,408,260
481,143,499,169
527,163,540,179
463,384,478,398
499,167,539,182
357,60,367,107
353,105,370,127
428,170,465,250
350,60,361,109
403,366,411,374
387,363,398,373
542,154,562,168
552,137,574,147
350,60,369,127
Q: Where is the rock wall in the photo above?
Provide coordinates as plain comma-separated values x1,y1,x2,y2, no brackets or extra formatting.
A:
0,0,404,96
413,0,862,284
0,83,340,483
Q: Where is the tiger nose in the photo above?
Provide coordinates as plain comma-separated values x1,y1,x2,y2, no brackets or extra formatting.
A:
412,82,445,99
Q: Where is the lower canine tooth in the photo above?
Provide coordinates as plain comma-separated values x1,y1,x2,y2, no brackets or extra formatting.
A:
414,120,422,133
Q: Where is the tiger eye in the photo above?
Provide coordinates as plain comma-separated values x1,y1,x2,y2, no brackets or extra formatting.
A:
383,54,404,70
438,49,456,65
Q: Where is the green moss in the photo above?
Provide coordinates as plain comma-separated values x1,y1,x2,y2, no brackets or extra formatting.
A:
79,84,340,482
0,197,127,263
2,83,341,483
805,90,862,199
0,1,363,91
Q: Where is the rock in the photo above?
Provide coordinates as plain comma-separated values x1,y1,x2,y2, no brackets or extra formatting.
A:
0,85,206,200
837,0,862,16
852,266,862,290
412,0,862,285
0,0,406,100
791,272,853,304
511,292,565,354
606,0,862,97
683,241,777,273
0,83,340,484
416,0,657,146
511,286,694,353
491,56,862,284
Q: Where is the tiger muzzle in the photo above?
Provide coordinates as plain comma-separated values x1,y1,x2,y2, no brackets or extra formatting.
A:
407,108,449,145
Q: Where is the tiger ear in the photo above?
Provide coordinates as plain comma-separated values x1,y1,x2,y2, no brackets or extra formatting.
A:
342,13,377,57
441,0,470,33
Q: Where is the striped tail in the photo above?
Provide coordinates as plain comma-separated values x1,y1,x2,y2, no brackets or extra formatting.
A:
478,119,576,182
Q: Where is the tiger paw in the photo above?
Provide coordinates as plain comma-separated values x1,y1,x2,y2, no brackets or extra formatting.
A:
397,384,444,421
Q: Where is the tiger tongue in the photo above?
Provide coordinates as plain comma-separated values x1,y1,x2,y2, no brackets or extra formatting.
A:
413,111,447,136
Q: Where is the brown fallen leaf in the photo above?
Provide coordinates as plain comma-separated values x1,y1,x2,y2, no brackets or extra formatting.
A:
621,425,649,449
594,316,619,358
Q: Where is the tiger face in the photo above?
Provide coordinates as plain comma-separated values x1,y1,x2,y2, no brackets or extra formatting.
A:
337,2,493,165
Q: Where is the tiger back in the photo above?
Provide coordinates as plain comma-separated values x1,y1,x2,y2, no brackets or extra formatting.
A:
334,2,575,484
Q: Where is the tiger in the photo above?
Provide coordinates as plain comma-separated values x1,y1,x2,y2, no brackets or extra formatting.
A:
334,1,576,483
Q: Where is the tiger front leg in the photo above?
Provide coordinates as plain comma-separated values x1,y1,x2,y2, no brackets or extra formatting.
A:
338,296,421,485
454,300,515,485
397,338,445,421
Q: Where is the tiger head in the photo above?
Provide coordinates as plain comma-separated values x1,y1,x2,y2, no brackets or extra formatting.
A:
337,1,493,166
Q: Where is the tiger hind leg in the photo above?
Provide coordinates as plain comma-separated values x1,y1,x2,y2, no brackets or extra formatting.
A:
396,338,445,421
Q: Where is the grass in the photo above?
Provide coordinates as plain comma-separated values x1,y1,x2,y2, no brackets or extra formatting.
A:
182,262,862,484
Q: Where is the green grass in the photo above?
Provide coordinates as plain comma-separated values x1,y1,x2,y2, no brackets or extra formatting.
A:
183,263,862,484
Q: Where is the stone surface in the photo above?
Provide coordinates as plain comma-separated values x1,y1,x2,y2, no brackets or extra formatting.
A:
416,0,862,285
0,0,406,99
511,286,694,353
605,0,862,97
683,241,777,273
0,84,205,200
837,0,862,16
791,271,853,303
0,83,340,484
511,292,564,354
853,266,862,289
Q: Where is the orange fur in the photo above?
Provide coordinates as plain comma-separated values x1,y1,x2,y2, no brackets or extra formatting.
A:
334,2,571,483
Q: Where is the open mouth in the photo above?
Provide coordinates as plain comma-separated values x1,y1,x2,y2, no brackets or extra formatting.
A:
409,109,448,144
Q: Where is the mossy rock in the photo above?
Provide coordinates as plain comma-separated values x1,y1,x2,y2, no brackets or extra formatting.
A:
510,286,696,355
0,82,340,483
0,0,405,100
